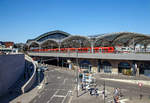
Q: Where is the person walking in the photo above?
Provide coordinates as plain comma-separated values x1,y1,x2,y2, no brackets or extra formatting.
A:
113,88,119,103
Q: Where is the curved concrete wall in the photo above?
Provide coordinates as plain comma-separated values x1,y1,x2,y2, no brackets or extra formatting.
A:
0,54,25,96
21,55,37,93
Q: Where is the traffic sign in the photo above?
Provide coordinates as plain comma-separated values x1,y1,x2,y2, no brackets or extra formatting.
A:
78,69,81,72
138,82,143,87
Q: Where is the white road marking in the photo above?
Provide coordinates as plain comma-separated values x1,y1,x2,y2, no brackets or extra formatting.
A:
47,90,59,103
61,91,68,103
119,99,129,103
57,76,61,79
63,79,67,84
54,95,65,98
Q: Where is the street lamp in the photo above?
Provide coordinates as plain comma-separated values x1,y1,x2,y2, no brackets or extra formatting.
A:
90,37,96,53
57,39,61,67
37,65,41,85
76,49,79,97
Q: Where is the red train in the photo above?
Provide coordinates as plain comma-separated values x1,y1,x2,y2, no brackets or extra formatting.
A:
31,47,114,53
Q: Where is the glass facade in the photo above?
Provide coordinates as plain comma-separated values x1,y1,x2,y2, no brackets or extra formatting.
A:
37,33,68,42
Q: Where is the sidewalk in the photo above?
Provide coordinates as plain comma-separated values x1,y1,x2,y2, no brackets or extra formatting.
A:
10,75,45,103
70,73,150,103
95,73,150,86
70,83,150,103
11,85,41,103
70,85,128,103
70,89,104,103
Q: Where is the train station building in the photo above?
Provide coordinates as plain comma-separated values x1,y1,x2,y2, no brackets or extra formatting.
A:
26,30,150,76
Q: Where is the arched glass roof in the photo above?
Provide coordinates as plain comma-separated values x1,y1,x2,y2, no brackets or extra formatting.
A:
27,30,70,43
40,39,58,49
61,35,91,48
28,41,39,49
27,31,150,49
94,32,150,47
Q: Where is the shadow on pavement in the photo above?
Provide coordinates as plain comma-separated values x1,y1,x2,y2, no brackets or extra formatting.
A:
78,91,88,97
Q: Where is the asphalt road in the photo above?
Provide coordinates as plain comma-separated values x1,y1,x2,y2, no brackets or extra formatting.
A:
30,66,75,103
96,78,150,98
29,66,150,103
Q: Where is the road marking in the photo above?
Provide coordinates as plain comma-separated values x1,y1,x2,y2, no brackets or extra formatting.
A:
54,95,65,97
47,90,59,103
68,87,76,103
61,91,68,103
63,79,67,84
57,76,61,79
119,99,128,103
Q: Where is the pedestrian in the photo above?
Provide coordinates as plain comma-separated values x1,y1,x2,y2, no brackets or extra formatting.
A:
113,88,119,103
114,88,118,96
81,82,84,91
102,89,105,99
90,88,92,96
135,63,137,75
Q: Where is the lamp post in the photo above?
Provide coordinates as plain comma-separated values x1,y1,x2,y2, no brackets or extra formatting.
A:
57,39,61,67
76,49,79,97
90,37,96,53
37,44,41,85
37,66,41,85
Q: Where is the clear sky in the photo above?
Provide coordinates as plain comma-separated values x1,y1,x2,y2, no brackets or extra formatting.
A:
0,0,150,43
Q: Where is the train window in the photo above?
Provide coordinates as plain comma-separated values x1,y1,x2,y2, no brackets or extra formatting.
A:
103,48,108,53
88,48,91,52
99,48,102,52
